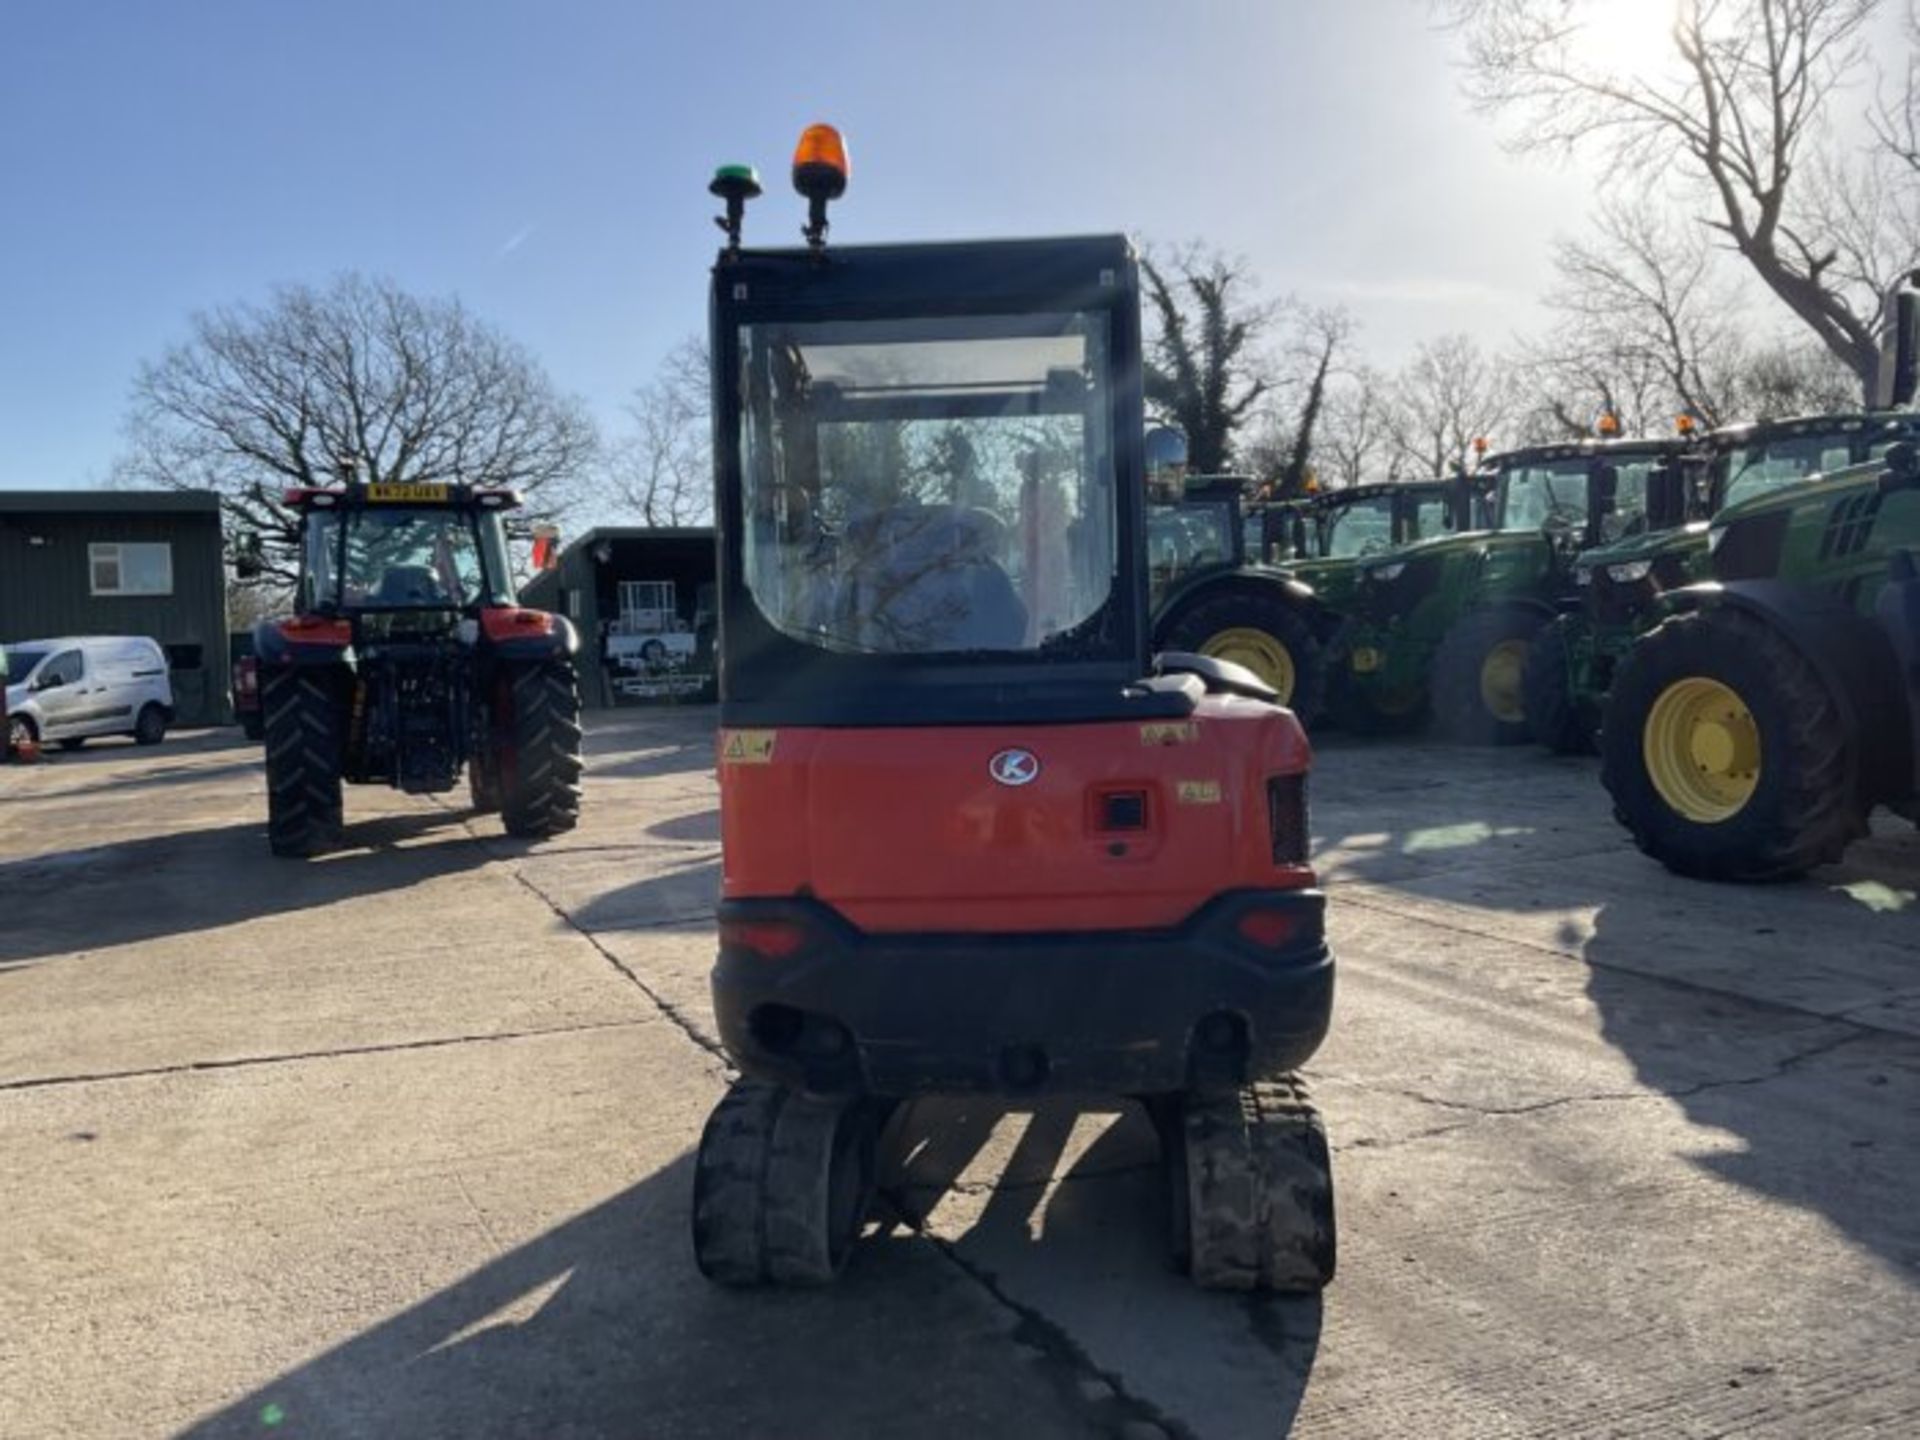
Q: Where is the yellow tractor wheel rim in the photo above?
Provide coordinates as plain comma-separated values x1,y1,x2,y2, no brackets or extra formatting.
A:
1643,676,1761,823
1479,639,1529,724
1202,627,1296,703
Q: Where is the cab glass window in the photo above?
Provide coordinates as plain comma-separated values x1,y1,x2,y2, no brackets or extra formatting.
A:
736,312,1116,655
1499,461,1592,532
1721,434,1862,507
1323,497,1395,557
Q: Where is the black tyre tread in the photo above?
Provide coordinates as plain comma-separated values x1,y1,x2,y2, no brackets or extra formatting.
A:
1522,614,1596,755
500,663,583,838
691,1080,873,1288
261,670,344,858
1600,607,1865,881
1431,607,1545,746
691,1080,782,1286
1184,1076,1336,1293
1159,586,1329,724
134,703,167,746
763,1094,875,1285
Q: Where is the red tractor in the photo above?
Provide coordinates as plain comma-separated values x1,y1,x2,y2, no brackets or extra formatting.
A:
252,479,582,857
689,129,1338,1291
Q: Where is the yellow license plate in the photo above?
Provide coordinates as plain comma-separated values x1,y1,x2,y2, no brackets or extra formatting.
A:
367,483,450,503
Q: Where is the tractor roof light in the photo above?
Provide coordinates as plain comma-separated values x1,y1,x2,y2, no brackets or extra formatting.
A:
710,163,763,255
1597,411,1623,438
1676,413,1698,437
792,123,849,250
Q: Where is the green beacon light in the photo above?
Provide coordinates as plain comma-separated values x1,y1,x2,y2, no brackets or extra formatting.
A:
710,164,763,255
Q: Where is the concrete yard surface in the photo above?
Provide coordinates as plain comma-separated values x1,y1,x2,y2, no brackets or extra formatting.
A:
2,712,1917,1438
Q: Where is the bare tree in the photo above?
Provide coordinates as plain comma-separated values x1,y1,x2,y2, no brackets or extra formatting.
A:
1141,246,1278,473
1732,334,1864,410
1273,306,1356,497
603,337,714,527
1317,367,1398,488
118,273,598,588
1443,0,1909,387
1387,334,1514,477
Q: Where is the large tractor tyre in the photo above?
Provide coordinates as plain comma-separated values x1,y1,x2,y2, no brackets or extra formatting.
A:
1174,1077,1336,1293
1161,588,1328,724
1522,614,1596,755
692,1079,880,1287
499,662,583,838
261,670,345,859
1600,607,1867,881
133,703,168,746
239,712,266,743
1432,607,1547,746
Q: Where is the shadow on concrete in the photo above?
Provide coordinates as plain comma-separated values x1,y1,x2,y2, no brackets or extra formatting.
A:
0,810,501,968
568,855,721,934
172,1098,1318,1440
1580,901,1920,1285
646,808,720,844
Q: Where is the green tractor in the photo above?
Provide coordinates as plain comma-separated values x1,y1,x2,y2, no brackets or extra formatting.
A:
1270,478,1479,612
1146,472,1341,722
1601,283,1920,880
1334,434,1687,741
1526,410,1920,753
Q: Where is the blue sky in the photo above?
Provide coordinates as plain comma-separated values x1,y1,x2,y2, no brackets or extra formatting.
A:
0,0,1607,492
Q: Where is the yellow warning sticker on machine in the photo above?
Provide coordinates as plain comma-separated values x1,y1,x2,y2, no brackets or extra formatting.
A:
1176,780,1222,805
367,482,450,503
1140,722,1199,746
721,730,777,765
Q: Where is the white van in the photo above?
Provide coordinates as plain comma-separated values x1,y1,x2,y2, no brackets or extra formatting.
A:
3,637,174,750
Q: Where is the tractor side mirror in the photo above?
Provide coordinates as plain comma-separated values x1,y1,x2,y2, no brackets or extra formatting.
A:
1645,463,1687,529
1445,475,1473,532
1879,441,1920,495
233,533,265,581
1593,464,1619,515
531,525,562,572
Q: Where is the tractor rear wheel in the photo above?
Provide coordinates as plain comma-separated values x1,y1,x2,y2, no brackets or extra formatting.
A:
1175,1077,1335,1292
1601,607,1866,880
499,662,583,838
692,1079,880,1287
1522,614,1596,754
1432,607,1545,745
1161,588,1327,723
261,669,344,858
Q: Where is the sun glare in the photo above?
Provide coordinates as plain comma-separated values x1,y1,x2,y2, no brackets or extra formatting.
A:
1578,0,1686,86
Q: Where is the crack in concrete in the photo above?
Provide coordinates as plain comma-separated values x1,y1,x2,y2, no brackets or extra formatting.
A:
500,866,733,1071
875,1187,1193,1440
1318,1028,1876,1138
0,1017,654,1094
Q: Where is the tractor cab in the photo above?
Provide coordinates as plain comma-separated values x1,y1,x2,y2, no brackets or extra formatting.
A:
1481,437,1684,550
1145,474,1254,607
283,481,520,628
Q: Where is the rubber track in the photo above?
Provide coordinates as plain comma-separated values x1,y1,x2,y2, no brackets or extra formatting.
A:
262,670,344,858
501,662,583,838
692,1079,869,1287
1185,1076,1337,1292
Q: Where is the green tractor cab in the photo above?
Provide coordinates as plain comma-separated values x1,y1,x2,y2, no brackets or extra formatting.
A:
1602,277,1920,879
1530,411,1920,753
1334,436,1686,742
1146,473,1341,721
1274,478,1477,612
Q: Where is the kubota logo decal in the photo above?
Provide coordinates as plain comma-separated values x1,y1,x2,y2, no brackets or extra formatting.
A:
989,748,1040,786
